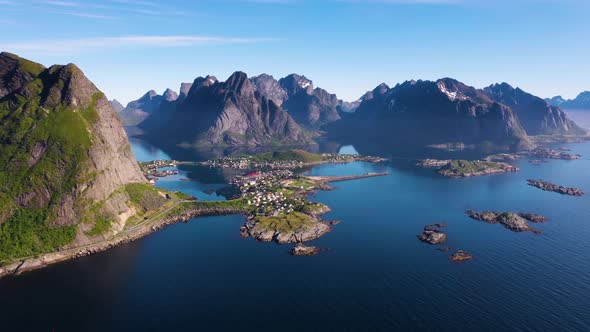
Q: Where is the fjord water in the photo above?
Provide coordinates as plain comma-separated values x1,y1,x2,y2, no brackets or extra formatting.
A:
2,138,590,331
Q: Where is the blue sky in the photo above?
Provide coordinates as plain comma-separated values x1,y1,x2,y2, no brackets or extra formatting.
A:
1,0,588,104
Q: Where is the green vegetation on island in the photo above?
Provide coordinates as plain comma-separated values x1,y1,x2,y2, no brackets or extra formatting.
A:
417,159,519,178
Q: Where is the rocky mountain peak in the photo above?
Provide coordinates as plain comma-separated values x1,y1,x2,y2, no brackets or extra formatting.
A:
0,52,46,98
163,88,178,102
373,83,390,95
251,73,287,106
40,63,100,109
484,82,585,135
179,82,193,98
224,71,256,97
279,74,314,96
191,75,218,89
143,90,158,99
546,91,590,109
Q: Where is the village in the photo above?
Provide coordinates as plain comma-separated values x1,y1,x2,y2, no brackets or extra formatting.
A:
199,151,386,170
230,170,322,217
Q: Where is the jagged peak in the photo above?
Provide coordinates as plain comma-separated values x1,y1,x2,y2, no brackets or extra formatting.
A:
224,71,255,95
179,82,193,96
280,73,313,90
40,63,101,109
163,88,178,101
252,73,276,81
373,83,389,95
435,77,464,92
144,90,158,98
192,75,218,88
0,52,46,76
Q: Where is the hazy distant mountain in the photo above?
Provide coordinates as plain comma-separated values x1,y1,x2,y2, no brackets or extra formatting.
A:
140,72,310,147
546,91,590,110
327,78,533,150
110,99,124,113
118,89,178,126
484,83,585,135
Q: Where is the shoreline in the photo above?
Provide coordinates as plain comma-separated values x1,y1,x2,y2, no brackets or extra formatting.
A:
0,173,384,279
0,205,244,279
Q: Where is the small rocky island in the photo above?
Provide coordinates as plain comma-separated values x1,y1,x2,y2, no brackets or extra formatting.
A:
417,224,447,244
528,147,581,160
465,210,547,233
417,159,519,178
485,147,582,162
527,179,585,196
449,250,473,262
289,243,320,256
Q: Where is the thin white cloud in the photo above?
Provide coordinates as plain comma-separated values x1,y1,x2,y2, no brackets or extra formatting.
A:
1,35,280,55
41,0,79,6
51,11,120,19
108,0,160,7
336,0,461,4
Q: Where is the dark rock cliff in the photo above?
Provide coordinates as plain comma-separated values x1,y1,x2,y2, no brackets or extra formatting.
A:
327,78,533,150
140,72,310,146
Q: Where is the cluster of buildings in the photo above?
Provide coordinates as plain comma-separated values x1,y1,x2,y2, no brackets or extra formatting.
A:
202,156,253,169
201,156,310,169
320,153,384,163
230,170,306,216
200,153,385,170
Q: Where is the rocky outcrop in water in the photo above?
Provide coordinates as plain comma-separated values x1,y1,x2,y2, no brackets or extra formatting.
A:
418,224,447,244
449,250,473,261
528,147,581,160
465,210,547,233
240,215,331,244
289,243,320,256
527,179,584,196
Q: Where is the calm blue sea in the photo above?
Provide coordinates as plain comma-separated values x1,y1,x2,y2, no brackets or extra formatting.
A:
2,120,590,331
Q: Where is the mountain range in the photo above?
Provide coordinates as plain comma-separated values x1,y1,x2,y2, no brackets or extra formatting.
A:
139,72,310,147
122,74,585,150
546,91,590,110
327,79,585,150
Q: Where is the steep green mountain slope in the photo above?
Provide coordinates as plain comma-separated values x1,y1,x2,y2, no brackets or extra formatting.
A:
0,53,152,263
